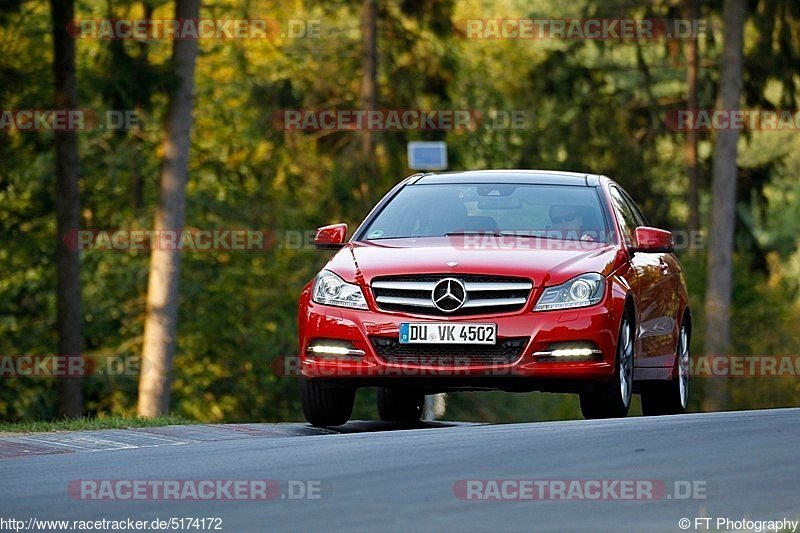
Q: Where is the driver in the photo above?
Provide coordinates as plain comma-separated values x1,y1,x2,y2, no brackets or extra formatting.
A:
549,205,594,241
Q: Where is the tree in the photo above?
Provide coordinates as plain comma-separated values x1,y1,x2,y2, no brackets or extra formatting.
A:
138,0,200,417
703,0,747,411
50,0,83,418
683,0,701,235
359,0,378,206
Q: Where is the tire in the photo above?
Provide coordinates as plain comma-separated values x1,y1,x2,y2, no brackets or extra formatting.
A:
377,388,425,422
579,312,634,419
299,378,355,427
641,321,689,416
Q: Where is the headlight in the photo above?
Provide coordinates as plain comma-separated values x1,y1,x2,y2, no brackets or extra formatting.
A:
534,273,605,311
312,270,368,309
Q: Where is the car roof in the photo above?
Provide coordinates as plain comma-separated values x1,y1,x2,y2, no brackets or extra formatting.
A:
410,169,603,186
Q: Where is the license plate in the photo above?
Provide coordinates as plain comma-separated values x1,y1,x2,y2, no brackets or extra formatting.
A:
399,323,497,345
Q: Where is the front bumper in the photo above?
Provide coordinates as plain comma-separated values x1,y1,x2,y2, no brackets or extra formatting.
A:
298,288,621,389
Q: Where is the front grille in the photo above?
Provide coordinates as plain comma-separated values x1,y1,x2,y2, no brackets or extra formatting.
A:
371,274,533,316
371,337,529,366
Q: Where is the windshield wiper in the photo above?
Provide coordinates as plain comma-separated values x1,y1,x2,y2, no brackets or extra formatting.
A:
365,235,422,241
498,231,553,239
498,231,609,243
444,231,502,237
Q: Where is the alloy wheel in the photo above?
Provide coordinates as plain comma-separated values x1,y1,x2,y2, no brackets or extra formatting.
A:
619,316,634,408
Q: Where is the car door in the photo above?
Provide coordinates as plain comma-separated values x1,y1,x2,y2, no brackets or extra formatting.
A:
609,186,677,367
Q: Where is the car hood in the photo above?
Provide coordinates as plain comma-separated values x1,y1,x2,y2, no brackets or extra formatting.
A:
325,237,623,287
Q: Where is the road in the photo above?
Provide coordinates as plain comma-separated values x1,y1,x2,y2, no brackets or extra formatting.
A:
1,408,798,532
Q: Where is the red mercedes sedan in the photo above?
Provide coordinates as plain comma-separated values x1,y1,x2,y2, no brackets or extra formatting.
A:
297,170,691,426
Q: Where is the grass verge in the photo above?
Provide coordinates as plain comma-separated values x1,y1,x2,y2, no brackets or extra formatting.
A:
0,415,191,434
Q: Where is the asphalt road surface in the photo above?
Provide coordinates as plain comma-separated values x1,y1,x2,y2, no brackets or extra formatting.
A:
1,408,798,532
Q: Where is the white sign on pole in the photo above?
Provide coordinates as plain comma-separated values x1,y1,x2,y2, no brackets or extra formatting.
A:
407,141,447,170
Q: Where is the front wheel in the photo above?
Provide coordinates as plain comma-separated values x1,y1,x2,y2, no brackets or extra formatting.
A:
299,378,355,427
641,321,689,416
579,313,634,419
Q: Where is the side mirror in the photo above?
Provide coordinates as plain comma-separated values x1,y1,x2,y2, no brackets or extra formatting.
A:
631,226,674,253
313,223,348,249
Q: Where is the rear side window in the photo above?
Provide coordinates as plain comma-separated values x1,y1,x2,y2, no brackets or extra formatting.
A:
609,186,639,246
618,188,648,227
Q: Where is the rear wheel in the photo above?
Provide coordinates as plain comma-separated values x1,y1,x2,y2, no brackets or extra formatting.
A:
299,378,355,427
641,321,689,416
579,312,634,419
377,388,425,422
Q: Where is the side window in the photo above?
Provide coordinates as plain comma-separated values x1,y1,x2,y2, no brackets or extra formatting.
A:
619,188,648,227
609,186,639,246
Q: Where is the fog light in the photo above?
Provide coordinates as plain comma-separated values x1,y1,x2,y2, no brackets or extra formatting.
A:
551,347,595,357
534,342,602,360
306,339,365,359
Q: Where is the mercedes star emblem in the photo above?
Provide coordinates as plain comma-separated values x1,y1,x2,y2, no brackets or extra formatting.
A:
431,278,467,312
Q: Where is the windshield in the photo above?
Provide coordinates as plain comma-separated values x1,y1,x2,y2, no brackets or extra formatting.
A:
359,183,610,242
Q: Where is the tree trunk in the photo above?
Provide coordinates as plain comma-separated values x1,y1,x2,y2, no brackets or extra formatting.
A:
138,0,200,417
703,0,746,412
359,0,378,206
361,0,378,151
684,0,700,236
132,0,153,213
51,0,83,418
